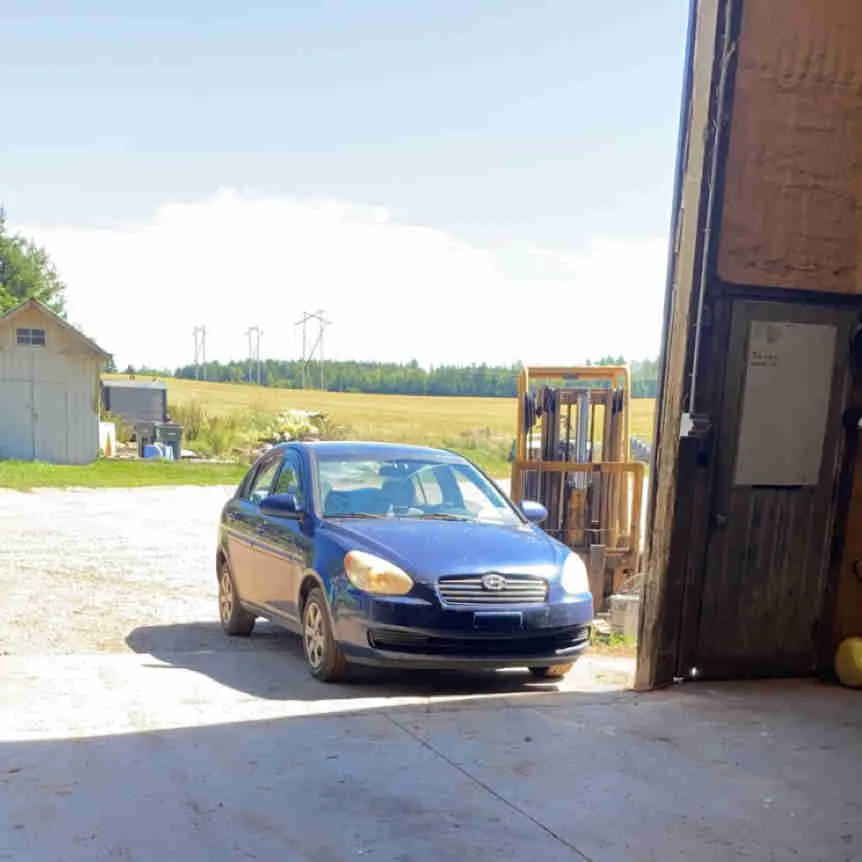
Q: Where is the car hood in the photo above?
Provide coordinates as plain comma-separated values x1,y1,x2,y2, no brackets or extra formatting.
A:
322,517,565,580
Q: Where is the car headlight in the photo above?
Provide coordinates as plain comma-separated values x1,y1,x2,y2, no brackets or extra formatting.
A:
560,552,590,596
344,551,415,596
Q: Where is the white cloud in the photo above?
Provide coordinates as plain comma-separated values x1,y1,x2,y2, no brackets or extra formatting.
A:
23,189,668,370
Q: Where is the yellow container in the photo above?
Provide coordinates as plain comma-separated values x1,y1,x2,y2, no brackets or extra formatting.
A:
835,637,862,689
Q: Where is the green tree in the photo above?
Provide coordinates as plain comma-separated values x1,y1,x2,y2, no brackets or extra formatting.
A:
0,208,67,315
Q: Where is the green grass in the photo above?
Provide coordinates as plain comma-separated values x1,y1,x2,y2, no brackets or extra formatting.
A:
589,629,638,657
0,458,248,491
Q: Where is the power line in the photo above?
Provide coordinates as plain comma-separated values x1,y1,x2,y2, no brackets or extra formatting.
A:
294,309,331,390
193,325,207,380
244,325,263,386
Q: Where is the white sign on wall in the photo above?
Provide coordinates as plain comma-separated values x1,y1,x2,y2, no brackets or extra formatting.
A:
733,320,837,487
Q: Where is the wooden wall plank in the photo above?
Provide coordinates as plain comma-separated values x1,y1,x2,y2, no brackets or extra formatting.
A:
718,0,862,292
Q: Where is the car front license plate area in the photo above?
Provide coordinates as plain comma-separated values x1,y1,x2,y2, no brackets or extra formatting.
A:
472,611,523,633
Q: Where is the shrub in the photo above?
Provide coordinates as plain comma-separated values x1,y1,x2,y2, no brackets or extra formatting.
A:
164,404,354,461
168,401,207,440
311,414,352,441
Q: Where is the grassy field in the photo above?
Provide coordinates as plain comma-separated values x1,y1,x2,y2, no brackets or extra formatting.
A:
106,374,656,478
0,459,248,492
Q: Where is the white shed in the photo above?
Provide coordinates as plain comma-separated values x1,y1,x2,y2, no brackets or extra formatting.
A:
0,298,111,464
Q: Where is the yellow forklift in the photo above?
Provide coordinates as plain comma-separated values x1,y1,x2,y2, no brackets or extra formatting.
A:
509,365,645,615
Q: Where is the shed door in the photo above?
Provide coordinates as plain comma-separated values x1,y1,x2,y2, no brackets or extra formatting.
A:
34,382,68,463
0,381,35,460
681,300,856,678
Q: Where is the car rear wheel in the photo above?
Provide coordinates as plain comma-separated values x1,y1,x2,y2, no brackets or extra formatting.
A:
529,662,575,680
302,587,348,683
218,558,255,636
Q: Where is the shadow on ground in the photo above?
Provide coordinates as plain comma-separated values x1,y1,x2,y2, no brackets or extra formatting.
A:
125,620,568,700
1,678,859,862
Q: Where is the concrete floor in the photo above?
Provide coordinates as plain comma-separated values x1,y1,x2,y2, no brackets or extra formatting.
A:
1,633,859,862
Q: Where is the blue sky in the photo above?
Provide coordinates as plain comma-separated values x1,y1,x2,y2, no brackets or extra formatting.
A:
2,1,689,369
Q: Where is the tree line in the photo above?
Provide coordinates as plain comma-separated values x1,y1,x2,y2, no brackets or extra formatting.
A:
116,356,660,399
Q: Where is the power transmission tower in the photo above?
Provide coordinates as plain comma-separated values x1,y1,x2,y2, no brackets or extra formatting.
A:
193,325,207,381
244,326,263,386
294,310,331,390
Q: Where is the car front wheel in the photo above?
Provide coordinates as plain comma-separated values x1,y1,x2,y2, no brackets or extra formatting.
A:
218,558,256,637
302,587,347,683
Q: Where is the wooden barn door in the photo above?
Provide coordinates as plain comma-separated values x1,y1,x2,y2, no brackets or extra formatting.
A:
681,300,856,678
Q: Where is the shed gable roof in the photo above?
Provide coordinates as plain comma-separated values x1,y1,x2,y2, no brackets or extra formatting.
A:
0,298,111,360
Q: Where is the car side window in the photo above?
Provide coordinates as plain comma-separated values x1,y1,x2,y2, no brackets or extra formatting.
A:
413,467,444,506
247,458,280,505
273,454,306,509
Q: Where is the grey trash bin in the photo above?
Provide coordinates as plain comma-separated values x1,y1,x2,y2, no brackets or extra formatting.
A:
153,422,184,461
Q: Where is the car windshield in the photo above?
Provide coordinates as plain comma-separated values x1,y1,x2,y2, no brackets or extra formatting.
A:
315,455,523,526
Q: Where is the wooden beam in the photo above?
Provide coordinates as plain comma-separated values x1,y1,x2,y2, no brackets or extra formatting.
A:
635,0,724,691
513,459,644,477
522,365,629,380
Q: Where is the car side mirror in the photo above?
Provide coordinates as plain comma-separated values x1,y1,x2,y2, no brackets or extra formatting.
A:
519,500,548,524
260,492,302,517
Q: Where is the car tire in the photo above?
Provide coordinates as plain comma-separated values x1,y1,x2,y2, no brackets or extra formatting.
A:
529,662,575,680
302,587,348,683
218,558,256,637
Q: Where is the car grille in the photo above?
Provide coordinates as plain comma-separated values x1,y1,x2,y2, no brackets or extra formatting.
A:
437,573,549,606
367,625,590,657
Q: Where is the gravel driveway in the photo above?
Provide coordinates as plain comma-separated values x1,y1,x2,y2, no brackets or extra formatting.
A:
0,483,635,741
0,485,234,656
0,484,636,680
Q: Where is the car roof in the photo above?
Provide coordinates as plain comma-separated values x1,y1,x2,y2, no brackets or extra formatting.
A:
276,440,468,463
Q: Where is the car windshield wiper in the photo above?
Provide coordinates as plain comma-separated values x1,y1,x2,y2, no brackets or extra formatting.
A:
409,512,472,521
327,512,387,519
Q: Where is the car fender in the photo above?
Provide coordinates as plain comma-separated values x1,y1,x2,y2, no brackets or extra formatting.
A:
215,531,231,574
297,566,331,617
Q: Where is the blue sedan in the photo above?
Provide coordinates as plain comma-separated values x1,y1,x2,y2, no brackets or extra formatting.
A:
216,441,593,682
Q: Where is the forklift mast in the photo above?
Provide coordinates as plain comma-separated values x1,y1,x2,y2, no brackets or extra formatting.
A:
509,365,644,614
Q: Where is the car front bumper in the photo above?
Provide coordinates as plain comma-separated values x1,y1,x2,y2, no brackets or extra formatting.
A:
333,593,594,670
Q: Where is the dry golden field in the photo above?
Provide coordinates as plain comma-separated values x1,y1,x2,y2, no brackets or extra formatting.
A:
106,374,656,475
